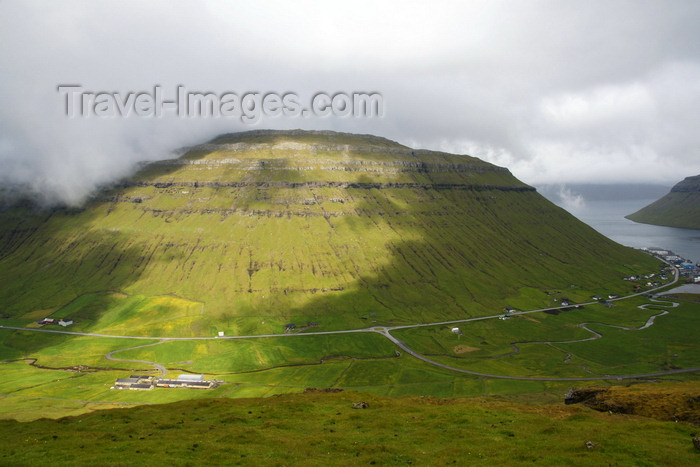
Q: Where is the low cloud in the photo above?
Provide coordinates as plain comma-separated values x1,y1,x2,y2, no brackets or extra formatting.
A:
535,185,586,213
556,186,586,212
2,1,700,206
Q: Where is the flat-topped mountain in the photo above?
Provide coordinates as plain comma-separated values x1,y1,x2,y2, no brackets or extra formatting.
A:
626,175,700,230
0,130,658,336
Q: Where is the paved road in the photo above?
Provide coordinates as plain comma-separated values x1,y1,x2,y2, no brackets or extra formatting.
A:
371,293,699,381
2,260,695,381
372,326,700,381
0,260,680,342
366,269,695,382
0,325,373,340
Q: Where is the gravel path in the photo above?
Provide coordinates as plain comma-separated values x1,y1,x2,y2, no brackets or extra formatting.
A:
104,340,168,376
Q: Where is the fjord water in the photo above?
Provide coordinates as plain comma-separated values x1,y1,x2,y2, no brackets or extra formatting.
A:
539,185,700,263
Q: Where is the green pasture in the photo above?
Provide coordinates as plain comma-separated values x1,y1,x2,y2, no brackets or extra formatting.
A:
393,298,700,378
114,332,396,374
0,390,698,466
1,292,698,420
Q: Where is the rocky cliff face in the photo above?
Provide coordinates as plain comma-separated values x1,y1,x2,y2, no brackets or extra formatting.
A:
627,175,700,230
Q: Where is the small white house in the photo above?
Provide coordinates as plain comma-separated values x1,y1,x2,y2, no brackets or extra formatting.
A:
217,331,225,337
58,319,73,327
451,327,460,334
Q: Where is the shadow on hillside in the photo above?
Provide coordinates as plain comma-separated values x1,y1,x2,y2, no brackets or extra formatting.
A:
276,171,651,331
272,174,625,327
0,195,186,359
0,138,310,357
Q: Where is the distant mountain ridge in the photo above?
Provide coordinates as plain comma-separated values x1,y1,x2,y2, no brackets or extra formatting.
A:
626,175,700,229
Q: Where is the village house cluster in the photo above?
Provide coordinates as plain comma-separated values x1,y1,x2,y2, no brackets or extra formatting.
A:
37,317,73,327
112,374,218,390
643,248,699,283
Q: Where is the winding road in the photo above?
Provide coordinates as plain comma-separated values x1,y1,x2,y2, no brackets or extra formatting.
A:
370,297,696,382
2,260,698,381
104,340,168,376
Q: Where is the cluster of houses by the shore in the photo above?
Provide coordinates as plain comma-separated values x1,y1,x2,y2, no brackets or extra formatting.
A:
643,248,699,283
112,374,218,391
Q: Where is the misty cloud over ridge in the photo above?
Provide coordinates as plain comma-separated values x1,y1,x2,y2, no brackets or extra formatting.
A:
2,1,700,206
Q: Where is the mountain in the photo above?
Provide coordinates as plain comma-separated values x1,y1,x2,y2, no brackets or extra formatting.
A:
0,130,658,337
626,175,700,230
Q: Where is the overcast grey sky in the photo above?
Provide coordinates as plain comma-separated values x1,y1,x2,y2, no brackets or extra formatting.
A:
1,1,699,205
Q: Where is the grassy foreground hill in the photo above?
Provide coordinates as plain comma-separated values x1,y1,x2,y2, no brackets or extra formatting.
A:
626,175,700,230
0,386,698,466
0,130,659,339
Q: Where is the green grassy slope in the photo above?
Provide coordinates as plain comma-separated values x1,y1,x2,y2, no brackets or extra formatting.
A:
0,130,660,339
1,294,696,423
626,175,700,229
0,389,698,466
